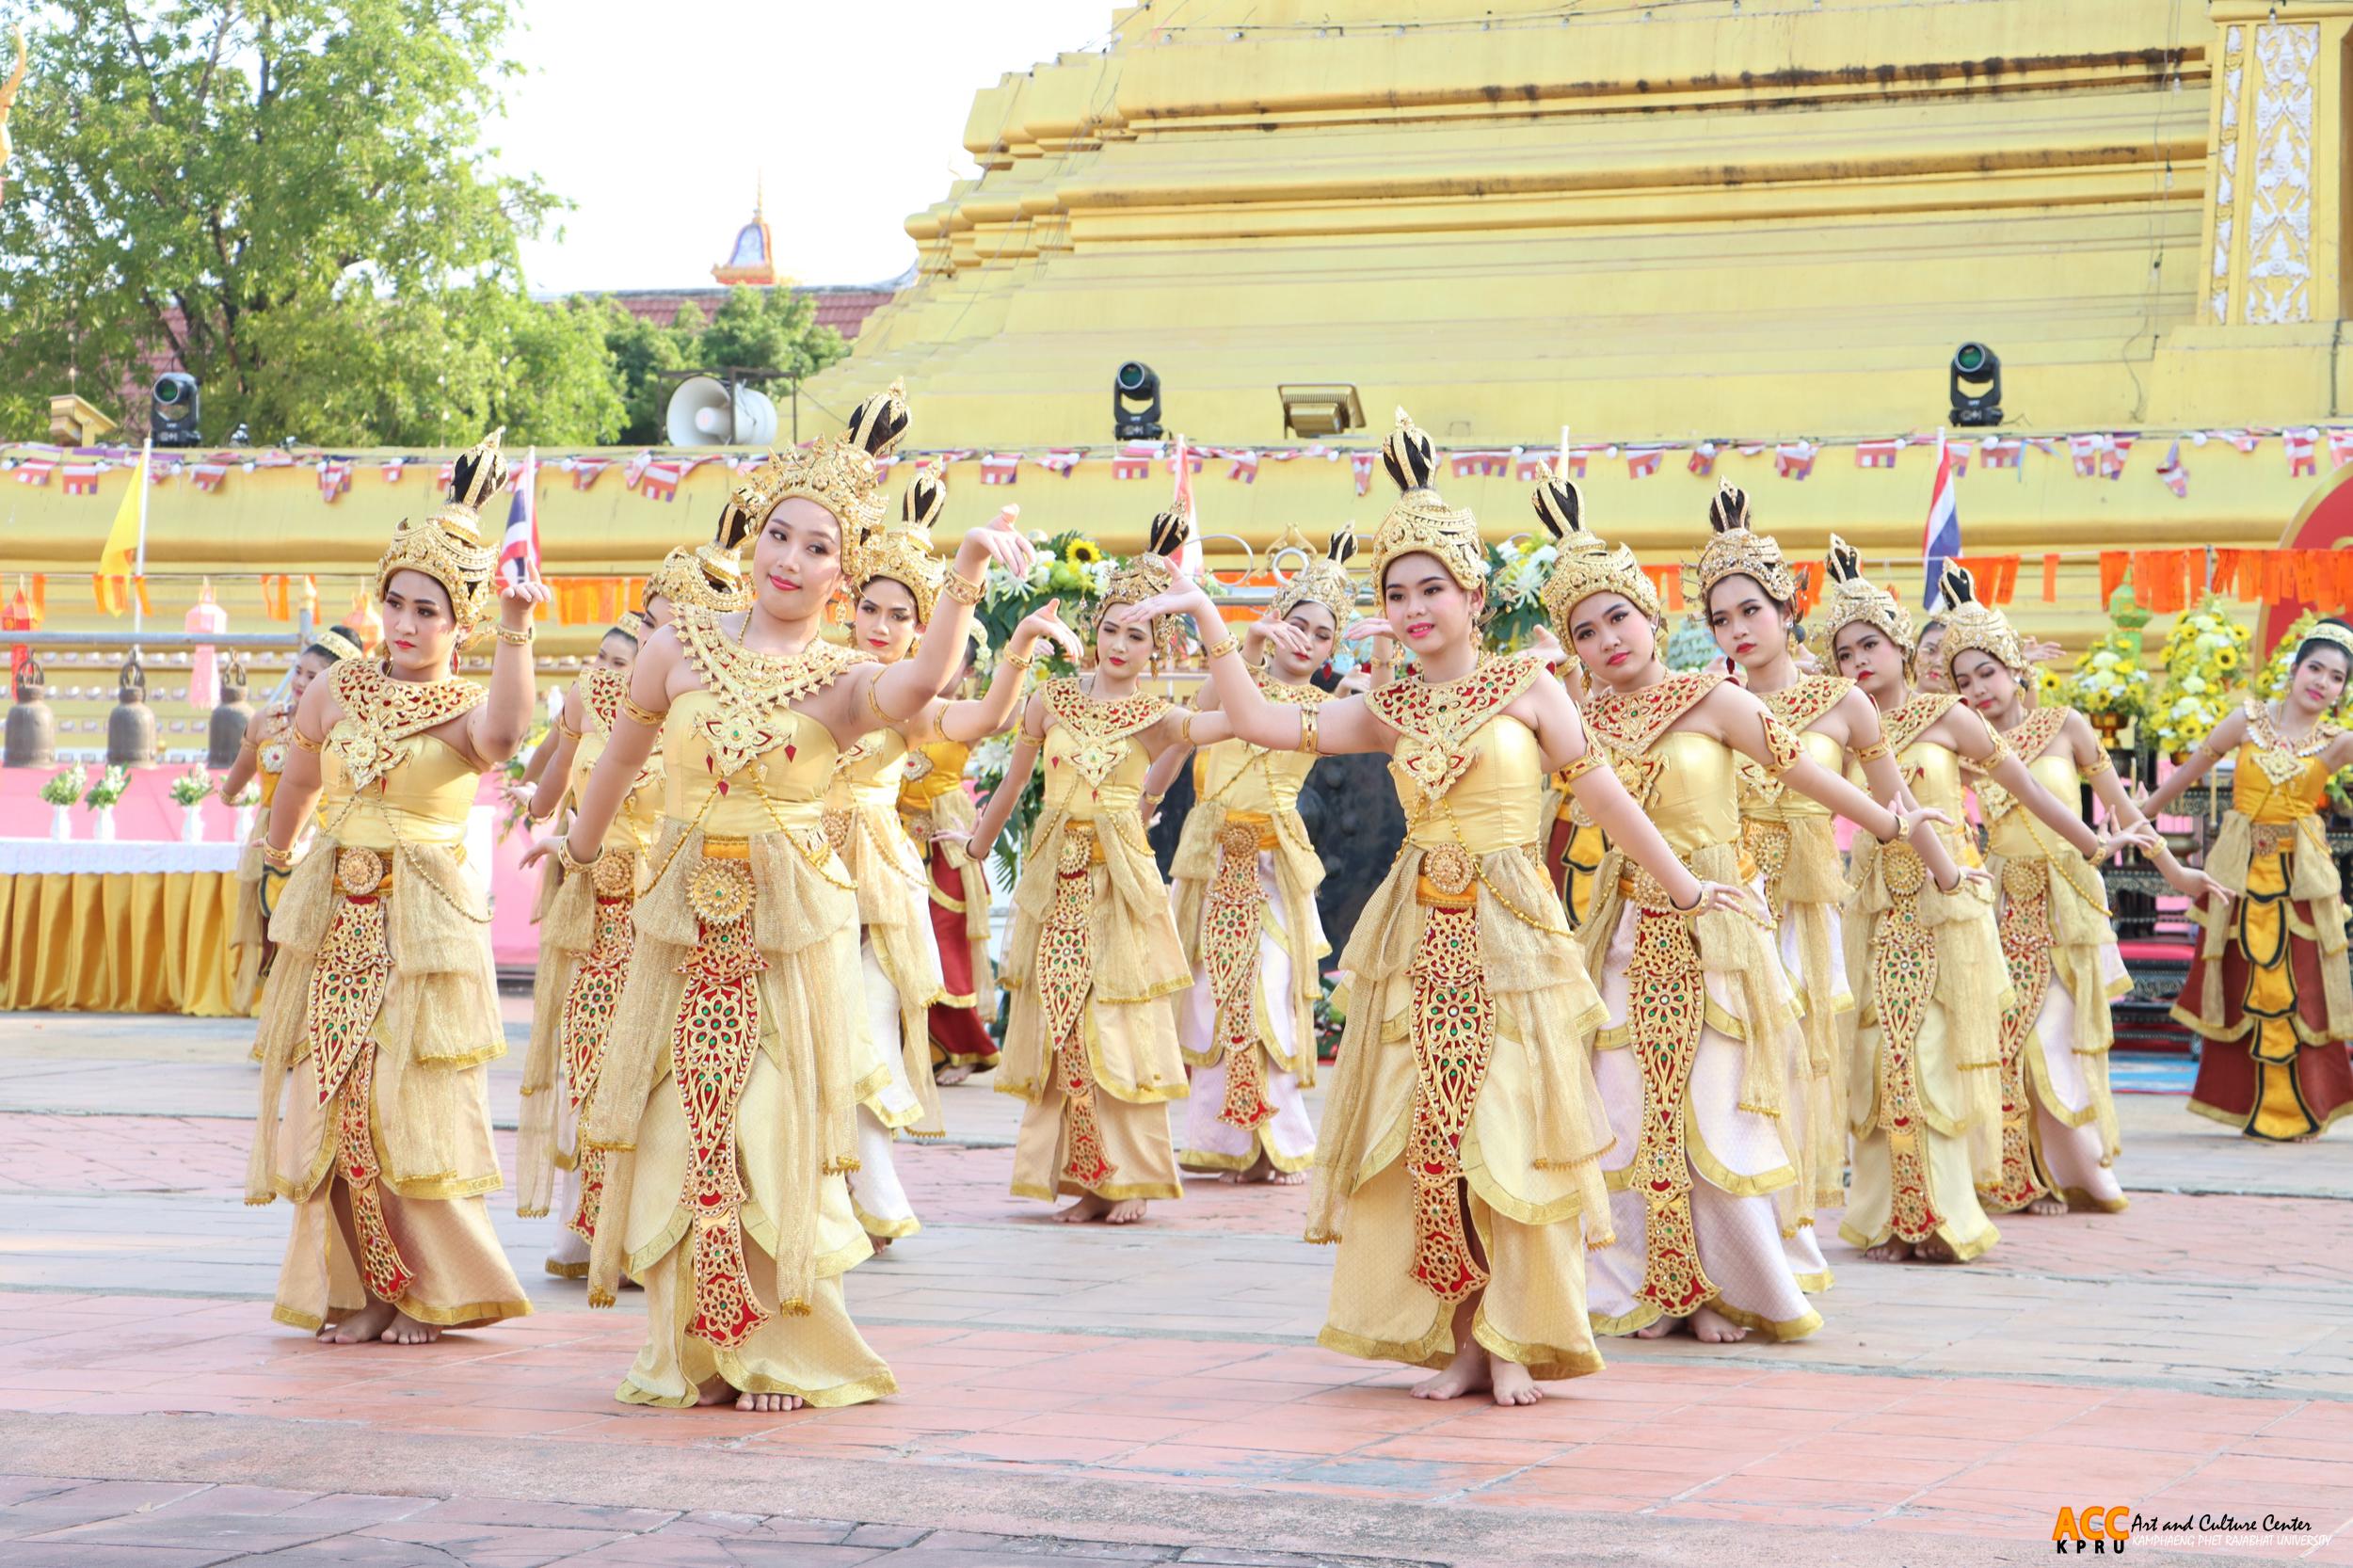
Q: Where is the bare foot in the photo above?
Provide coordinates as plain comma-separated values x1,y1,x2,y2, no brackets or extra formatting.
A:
2026,1194,2069,1217
1489,1355,1544,1406
1412,1336,1492,1400
1105,1198,1147,1224
936,1064,974,1086
1267,1170,1307,1186
1633,1315,1674,1339
318,1298,396,1345
696,1375,735,1406
381,1310,440,1347
1230,1152,1309,1187
1864,1240,1913,1263
1053,1193,1112,1224
1914,1234,1962,1264
867,1232,894,1254
735,1390,803,1413
1689,1304,1750,1344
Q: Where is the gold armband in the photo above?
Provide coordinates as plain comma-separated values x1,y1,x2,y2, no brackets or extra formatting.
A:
556,713,585,741
1554,751,1602,788
2079,750,2116,779
867,680,911,728
1300,709,1319,758
1851,737,1893,764
290,727,324,754
619,694,665,729
941,572,984,607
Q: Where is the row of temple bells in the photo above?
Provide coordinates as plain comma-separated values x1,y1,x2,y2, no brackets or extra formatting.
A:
0,651,169,769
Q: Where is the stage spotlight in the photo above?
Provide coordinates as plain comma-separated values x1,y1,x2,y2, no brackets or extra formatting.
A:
151,373,201,447
1114,360,1162,440
1949,343,2003,427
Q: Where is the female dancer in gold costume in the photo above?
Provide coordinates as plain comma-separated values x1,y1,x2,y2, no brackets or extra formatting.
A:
903,643,1000,1084
832,472,1077,1245
1549,487,1945,1344
1822,543,2137,1263
1159,527,1359,1183
1694,484,1912,1296
1939,568,2223,1209
562,386,1035,1413
225,626,362,1014
966,510,1202,1225
247,431,547,1346
2144,618,2353,1141
514,531,754,1277
1114,412,1752,1406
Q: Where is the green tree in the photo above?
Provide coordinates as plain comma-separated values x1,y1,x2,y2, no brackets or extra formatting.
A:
696,286,846,386
0,0,621,446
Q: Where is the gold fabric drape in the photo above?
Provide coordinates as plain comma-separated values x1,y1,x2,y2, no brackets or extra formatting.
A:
0,870,242,1016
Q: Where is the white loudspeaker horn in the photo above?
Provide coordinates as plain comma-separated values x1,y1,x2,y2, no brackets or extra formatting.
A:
664,376,779,447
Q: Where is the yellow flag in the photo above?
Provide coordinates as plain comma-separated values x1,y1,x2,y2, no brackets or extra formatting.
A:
96,448,149,617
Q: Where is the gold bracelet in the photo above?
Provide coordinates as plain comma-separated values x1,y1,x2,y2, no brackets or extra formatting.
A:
942,572,984,607
1002,648,1034,673
1177,711,1197,747
1553,750,1602,787
1201,632,1239,663
1300,709,1319,758
261,842,295,871
868,679,911,728
556,713,584,741
556,838,602,877
1851,737,1893,763
494,623,534,646
619,693,665,728
290,727,324,754
1142,792,1164,812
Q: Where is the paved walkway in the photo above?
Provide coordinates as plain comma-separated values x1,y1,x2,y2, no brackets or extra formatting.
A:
3,1007,2349,1565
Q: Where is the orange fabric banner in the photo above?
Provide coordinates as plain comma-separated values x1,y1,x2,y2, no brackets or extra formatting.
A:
2041,553,2059,603
1952,555,2020,605
259,575,290,622
1641,564,1684,611
2099,552,2129,611
134,577,152,618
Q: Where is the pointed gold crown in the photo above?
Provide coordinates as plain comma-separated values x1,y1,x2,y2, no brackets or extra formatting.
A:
1935,563,2025,678
855,468,951,622
1270,522,1360,629
1693,481,1797,607
744,379,910,539
377,426,504,634
1369,408,1485,593
1534,464,1657,637
1092,505,1191,664
643,483,754,617
1818,535,1916,655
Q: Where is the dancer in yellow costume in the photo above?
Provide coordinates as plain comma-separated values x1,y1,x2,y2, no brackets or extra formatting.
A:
1938,567,2224,1210
966,509,1203,1225
832,471,1079,1244
225,626,362,1014
1548,483,1945,1344
1150,526,1359,1183
1112,412,1751,1406
512,532,753,1277
1693,483,1915,1297
247,431,548,1346
562,385,1037,1413
2143,618,2353,1141
1822,542,2137,1263
902,642,1001,1081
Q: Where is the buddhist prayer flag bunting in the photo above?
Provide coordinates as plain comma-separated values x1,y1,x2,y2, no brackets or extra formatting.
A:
2156,440,2188,498
1854,440,1900,470
981,453,1019,486
2287,427,2319,477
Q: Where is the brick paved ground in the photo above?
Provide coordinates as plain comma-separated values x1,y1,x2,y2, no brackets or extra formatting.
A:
3,1008,2348,1565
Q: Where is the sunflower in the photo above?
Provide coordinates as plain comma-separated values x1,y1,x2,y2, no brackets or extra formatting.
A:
1064,538,1105,566
2215,646,2241,671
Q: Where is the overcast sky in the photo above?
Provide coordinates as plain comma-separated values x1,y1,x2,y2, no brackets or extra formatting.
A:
498,0,1118,295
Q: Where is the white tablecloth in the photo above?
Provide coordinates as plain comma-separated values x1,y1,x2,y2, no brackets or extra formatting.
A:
0,839,245,875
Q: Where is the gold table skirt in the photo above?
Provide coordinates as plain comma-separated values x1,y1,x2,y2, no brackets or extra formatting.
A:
0,871,243,1016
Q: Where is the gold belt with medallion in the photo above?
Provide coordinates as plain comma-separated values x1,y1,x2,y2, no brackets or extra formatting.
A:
1217,808,1278,857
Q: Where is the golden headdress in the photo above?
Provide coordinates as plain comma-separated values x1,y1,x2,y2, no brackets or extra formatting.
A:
742,379,911,540
1818,535,1916,656
855,468,951,622
1693,481,1797,607
2294,621,2353,663
1535,467,1659,637
1935,564,2027,679
1091,506,1191,664
376,427,504,636
1368,408,1485,594
610,610,648,644
1269,523,1360,629
308,629,363,664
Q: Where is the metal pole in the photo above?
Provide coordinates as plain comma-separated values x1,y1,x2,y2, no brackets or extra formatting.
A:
131,437,152,647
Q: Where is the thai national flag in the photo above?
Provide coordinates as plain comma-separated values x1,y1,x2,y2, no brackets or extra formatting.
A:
498,451,538,585
1921,430,1961,610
